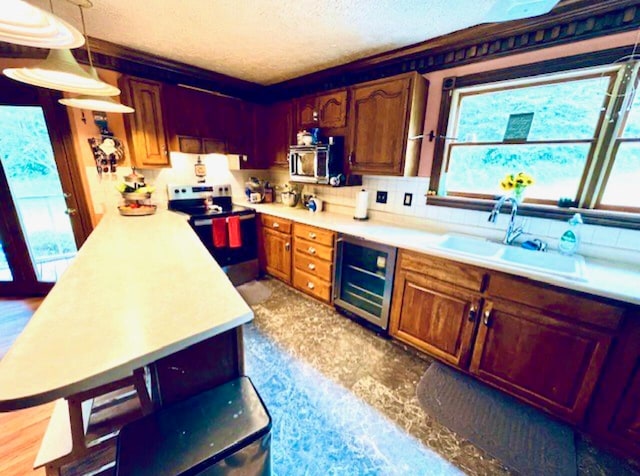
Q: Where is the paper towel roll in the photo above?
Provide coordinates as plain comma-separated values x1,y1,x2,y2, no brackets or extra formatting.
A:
354,189,369,220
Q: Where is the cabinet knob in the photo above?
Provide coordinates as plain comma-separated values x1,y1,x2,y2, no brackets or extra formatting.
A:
307,282,315,290
308,263,316,270
348,152,355,166
285,242,290,251
162,145,168,156
273,222,280,229
64,208,77,216
309,232,316,239
313,111,319,122
468,305,477,322
483,309,492,327
308,247,316,255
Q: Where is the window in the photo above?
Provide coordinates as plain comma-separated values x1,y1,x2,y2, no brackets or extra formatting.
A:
433,60,640,218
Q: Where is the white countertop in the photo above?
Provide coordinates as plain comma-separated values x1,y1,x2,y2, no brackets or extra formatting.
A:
250,203,640,306
0,210,253,411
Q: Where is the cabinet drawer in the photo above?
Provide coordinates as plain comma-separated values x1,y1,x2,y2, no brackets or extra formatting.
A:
294,253,333,281
261,214,292,234
295,238,333,262
294,223,335,246
293,268,331,302
487,273,625,331
398,249,486,292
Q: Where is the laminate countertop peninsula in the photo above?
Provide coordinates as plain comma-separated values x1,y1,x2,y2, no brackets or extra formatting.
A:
0,210,253,411
248,203,640,307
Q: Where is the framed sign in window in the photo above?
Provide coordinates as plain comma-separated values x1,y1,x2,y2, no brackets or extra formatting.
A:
503,112,534,142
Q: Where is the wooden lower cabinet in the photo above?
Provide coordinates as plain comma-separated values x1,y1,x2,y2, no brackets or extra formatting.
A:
469,298,612,424
260,227,291,284
292,223,335,304
389,270,480,368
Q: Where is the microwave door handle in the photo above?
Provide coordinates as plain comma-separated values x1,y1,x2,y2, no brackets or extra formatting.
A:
289,152,295,175
314,151,319,179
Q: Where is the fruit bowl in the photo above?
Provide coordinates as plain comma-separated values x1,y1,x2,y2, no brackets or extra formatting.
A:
118,204,157,216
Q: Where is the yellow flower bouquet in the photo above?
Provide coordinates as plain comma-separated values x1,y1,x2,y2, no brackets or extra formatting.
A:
500,172,534,202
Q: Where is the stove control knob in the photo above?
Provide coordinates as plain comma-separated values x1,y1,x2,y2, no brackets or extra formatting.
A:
181,188,187,193
174,189,180,193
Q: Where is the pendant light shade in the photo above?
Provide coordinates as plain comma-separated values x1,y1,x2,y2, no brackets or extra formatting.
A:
0,0,85,49
3,49,120,96
59,95,134,113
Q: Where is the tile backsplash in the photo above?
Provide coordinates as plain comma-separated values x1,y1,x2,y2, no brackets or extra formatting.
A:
85,158,640,265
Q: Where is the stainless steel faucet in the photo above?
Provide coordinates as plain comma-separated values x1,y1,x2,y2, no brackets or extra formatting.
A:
488,196,524,245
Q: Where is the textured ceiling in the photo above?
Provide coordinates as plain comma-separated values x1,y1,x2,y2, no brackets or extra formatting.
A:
30,0,542,85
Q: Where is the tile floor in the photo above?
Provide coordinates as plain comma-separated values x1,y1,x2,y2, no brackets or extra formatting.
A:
243,278,639,476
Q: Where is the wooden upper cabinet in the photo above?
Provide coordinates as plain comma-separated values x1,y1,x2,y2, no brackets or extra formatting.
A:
389,269,480,369
316,90,348,128
120,77,171,168
263,100,295,168
296,90,348,130
296,96,317,130
348,72,427,176
469,298,613,424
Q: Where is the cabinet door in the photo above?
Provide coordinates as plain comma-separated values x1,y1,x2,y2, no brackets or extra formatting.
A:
264,101,294,168
317,90,347,128
389,270,480,368
123,78,170,168
349,76,410,175
262,229,291,284
470,299,612,424
296,95,317,130
610,360,640,445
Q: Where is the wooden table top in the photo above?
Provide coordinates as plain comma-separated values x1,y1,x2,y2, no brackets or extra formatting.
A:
0,210,253,411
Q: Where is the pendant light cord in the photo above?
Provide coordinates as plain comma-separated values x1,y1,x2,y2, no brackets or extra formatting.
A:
78,5,94,69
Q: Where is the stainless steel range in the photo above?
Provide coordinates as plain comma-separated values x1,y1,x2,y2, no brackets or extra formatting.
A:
167,183,258,286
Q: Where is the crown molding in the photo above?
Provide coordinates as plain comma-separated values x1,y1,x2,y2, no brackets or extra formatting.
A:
1,0,639,102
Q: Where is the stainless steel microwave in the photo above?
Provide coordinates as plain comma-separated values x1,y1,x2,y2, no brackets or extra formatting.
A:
288,137,343,184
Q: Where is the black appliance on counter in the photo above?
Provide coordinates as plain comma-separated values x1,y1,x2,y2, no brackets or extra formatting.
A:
334,235,397,332
168,183,258,286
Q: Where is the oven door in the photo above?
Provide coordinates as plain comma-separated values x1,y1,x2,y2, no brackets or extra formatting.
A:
190,213,258,285
289,148,318,183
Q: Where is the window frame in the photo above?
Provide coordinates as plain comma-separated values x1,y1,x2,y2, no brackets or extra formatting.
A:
428,46,640,230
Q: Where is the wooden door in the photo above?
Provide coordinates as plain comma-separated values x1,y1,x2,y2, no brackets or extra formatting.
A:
122,77,170,168
262,229,291,284
317,90,347,128
264,101,294,168
349,76,411,175
389,270,480,368
470,298,612,424
296,95,317,130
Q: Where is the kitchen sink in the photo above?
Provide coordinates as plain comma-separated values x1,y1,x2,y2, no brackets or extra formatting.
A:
437,234,502,257
435,234,586,280
499,246,586,280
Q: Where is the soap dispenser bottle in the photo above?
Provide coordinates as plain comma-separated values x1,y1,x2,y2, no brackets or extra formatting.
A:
558,213,583,255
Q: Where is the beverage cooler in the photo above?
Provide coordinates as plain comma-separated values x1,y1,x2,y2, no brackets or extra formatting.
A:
334,235,397,331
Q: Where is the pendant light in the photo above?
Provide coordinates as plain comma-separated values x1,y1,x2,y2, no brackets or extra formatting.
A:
57,1,134,113
59,94,134,113
3,1,120,97
0,0,84,49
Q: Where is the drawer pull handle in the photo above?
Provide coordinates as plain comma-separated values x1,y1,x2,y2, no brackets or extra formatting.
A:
308,247,316,255
309,232,317,239
307,282,315,289
285,242,290,251
273,222,280,228
308,263,316,270
468,305,477,322
483,309,492,327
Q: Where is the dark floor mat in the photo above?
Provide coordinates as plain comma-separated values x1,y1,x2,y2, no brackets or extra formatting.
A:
417,362,576,476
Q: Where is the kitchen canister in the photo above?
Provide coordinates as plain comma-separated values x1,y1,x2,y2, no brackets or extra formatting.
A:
354,189,369,220
308,197,323,213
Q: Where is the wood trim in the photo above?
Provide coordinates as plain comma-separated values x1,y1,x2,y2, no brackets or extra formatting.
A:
0,37,262,102
265,1,640,99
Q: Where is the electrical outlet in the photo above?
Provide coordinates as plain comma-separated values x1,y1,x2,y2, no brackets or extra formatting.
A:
404,193,413,206
376,191,388,204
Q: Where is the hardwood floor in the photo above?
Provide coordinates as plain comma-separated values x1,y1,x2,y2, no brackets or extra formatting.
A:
0,297,49,476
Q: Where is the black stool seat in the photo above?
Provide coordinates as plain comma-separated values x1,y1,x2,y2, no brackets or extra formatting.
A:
116,376,271,476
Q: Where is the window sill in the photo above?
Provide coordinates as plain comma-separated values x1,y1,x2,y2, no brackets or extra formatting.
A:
426,196,640,231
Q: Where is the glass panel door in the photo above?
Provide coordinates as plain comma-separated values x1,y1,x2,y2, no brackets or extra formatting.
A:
0,105,78,284
339,241,388,318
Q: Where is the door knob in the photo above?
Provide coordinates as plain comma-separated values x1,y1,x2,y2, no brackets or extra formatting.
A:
64,208,77,216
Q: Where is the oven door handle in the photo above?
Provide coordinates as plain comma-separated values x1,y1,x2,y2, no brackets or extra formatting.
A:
192,214,255,227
